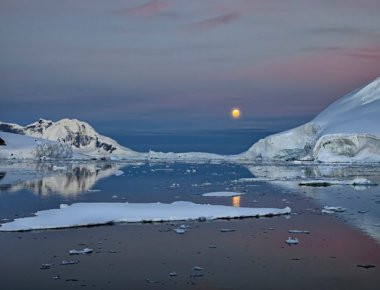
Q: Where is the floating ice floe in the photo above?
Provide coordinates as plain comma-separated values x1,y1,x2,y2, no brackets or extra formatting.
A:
0,201,291,231
69,247,93,255
202,191,245,197
52,165,67,171
220,228,236,233
285,237,299,245
61,260,79,265
299,178,376,187
322,206,346,214
114,170,124,176
288,230,310,234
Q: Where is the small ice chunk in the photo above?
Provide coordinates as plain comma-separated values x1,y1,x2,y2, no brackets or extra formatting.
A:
60,204,68,209
40,263,52,270
323,206,346,213
173,228,186,234
193,266,204,271
169,271,178,277
357,264,376,269
288,230,310,234
112,195,118,199
61,260,79,265
52,165,67,171
285,237,299,245
87,189,101,192
69,247,93,255
220,229,236,233
52,275,60,280
114,170,124,176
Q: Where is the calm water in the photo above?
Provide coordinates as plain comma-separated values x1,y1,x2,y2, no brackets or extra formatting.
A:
0,130,380,289
107,129,276,154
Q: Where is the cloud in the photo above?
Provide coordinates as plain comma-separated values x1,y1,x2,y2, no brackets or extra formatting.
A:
115,0,169,17
307,26,378,37
184,12,239,32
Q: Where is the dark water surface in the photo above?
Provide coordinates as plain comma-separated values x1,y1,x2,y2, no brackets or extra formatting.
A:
0,130,380,289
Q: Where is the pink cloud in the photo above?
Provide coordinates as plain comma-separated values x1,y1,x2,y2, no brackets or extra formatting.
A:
116,0,169,17
233,45,380,88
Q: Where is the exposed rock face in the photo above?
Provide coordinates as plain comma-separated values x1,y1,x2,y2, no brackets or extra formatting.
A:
0,137,6,146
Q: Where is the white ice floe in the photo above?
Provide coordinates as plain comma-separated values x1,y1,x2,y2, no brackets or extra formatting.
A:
299,178,376,187
202,191,245,197
285,237,299,245
0,201,291,231
69,248,93,255
322,206,346,214
114,170,124,176
288,230,310,234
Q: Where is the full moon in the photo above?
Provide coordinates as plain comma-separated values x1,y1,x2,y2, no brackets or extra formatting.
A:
231,108,241,119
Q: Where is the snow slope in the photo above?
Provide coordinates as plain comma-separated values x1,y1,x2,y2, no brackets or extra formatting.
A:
0,202,291,231
0,131,72,160
0,118,141,160
240,78,380,163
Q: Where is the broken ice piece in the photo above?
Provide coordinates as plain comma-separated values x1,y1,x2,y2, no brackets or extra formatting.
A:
40,263,52,270
173,228,186,234
193,266,204,271
209,245,217,249
322,206,346,213
169,271,178,277
220,229,236,233
357,264,376,269
285,237,299,245
52,275,60,280
69,247,93,255
61,260,79,265
288,230,310,234
114,170,124,176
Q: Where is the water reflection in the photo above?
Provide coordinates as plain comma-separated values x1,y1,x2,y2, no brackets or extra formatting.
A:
244,163,380,243
0,162,124,196
232,195,241,207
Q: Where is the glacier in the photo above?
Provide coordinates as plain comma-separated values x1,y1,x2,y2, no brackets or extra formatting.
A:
238,77,380,163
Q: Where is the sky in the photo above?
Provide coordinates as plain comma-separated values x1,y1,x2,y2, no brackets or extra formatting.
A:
1,0,379,132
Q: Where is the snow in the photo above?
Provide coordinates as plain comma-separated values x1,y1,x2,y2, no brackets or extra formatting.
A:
239,78,380,163
0,131,72,160
299,178,376,186
0,202,291,231
0,119,141,160
2,78,379,163
202,191,245,197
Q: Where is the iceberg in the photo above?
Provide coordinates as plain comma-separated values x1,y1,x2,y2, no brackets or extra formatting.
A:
239,77,380,163
0,201,291,231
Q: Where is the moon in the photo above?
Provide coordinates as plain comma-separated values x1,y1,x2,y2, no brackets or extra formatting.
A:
231,108,241,119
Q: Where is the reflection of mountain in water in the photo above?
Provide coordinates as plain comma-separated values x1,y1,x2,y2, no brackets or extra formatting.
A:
0,162,123,196
245,164,380,244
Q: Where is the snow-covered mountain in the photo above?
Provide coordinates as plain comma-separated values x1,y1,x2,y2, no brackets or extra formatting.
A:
0,118,140,159
239,77,380,163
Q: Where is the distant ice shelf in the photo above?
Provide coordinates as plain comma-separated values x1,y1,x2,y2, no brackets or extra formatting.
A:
0,201,291,231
